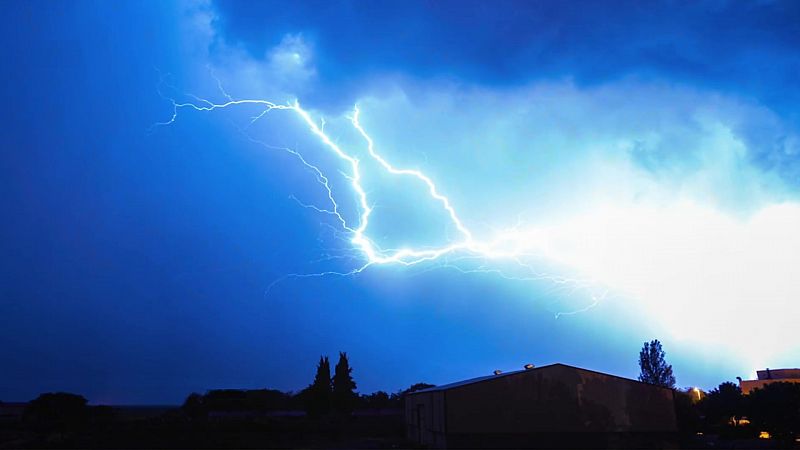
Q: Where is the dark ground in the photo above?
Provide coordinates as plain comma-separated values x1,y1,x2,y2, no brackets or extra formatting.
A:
0,407,409,449
2,406,798,449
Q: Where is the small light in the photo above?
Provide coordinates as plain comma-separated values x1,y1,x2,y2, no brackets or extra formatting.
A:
493,369,503,375
524,364,535,370
759,431,771,439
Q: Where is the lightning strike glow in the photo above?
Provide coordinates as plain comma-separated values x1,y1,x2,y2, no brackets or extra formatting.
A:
156,82,595,308
155,78,800,371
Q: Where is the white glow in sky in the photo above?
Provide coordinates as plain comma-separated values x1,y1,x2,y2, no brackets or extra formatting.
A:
530,201,800,369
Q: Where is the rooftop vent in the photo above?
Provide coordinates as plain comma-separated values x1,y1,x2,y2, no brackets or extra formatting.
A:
524,364,535,370
493,370,503,375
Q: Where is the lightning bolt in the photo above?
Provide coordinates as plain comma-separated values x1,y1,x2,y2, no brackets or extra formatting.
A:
155,78,603,316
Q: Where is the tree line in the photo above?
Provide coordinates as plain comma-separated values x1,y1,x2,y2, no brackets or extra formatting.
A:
181,351,434,419
13,341,799,445
638,339,800,445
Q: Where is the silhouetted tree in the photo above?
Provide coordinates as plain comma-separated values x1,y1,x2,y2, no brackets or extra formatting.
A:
747,382,800,442
200,388,293,412
182,392,207,420
24,392,88,433
703,382,745,428
306,356,332,417
638,339,676,388
389,391,403,407
332,352,358,414
361,391,391,410
394,383,436,409
89,405,115,428
674,390,702,435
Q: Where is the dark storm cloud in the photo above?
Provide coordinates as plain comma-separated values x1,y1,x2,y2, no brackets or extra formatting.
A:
210,0,800,184
212,0,800,110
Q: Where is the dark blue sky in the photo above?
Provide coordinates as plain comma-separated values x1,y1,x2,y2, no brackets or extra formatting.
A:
2,1,799,404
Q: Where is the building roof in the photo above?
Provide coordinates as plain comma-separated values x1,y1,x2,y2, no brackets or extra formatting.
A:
408,363,673,395
756,368,800,380
411,368,529,393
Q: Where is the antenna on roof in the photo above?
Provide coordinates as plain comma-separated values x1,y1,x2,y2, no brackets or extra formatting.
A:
493,370,503,375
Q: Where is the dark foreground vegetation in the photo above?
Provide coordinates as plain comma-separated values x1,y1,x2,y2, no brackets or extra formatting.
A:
640,340,800,449
674,381,800,449
0,352,431,449
1,399,405,449
1,344,798,449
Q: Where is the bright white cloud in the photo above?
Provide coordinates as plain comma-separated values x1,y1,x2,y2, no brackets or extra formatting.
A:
336,81,800,367
534,201,800,368
352,81,797,222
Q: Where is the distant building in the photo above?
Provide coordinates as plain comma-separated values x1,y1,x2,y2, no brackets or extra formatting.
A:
739,368,800,394
406,363,677,449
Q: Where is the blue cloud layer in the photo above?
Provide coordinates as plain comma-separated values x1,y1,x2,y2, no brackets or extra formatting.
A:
214,2,799,103
211,0,800,186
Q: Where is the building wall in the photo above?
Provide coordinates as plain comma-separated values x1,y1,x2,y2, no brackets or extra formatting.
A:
406,390,447,448
740,378,800,394
443,431,678,449
444,365,676,435
756,369,800,380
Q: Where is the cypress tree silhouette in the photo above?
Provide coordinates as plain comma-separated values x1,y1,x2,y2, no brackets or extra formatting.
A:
306,356,331,417
332,352,358,414
638,339,676,388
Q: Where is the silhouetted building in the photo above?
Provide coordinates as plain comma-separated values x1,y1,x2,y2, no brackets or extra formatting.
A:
739,368,800,394
406,363,677,449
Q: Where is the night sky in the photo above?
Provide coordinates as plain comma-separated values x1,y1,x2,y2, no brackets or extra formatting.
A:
2,0,799,405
